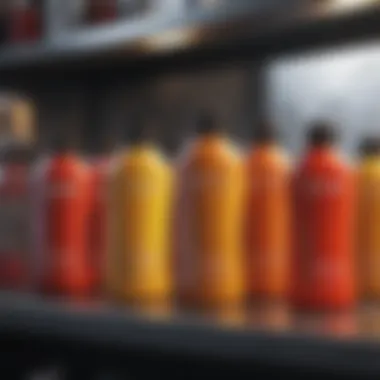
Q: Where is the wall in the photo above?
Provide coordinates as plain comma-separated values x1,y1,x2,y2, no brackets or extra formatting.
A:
266,42,380,158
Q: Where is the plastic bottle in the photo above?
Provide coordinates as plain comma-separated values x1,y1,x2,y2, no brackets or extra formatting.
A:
291,122,356,311
86,0,118,24
176,113,245,309
36,134,93,297
357,137,380,300
245,124,290,301
8,0,42,43
107,118,173,304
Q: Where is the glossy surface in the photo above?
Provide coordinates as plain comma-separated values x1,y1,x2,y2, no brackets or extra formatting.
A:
38,154,93,296
2,293,380,376
108,144,173,303
177,135,245,308
245,144,291,299
292,147,356,310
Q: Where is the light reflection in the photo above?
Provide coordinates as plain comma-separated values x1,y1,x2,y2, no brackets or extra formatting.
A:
327,0,378,11
209,306,247,327
131,300,174,321
249,302,292,331
141,29,199,52
43,295,380,341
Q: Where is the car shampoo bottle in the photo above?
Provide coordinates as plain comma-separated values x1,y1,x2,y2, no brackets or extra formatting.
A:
245,124,291,301
107,118,173,304
176,113,245,309
37,134,93,297
291,123,356,311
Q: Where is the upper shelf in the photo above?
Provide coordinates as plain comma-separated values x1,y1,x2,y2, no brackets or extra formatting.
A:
1,0,380,73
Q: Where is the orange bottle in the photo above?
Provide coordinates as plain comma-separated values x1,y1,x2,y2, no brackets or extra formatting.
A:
176,114,245,309
38,137,93,297
245,125,290,300
291,123,356,311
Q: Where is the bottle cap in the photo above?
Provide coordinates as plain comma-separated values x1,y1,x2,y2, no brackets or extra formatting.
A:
308,121,337,146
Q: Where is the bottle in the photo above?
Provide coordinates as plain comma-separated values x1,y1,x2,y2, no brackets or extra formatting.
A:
0,146,32,290
8,0,42,43
36,134,93,297
291,122,356,311
245,124,290,301
86,0,118,24
176,113,245,309
357,137,380,300
107,118,173,304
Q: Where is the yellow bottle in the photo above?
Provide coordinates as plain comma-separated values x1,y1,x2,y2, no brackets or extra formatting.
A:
358,137,380,300
177,114,245,309
107,123,173,304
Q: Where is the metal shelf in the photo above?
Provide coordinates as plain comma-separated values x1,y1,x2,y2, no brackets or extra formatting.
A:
1,1,380,74
1,293,380,376
0,0,283,69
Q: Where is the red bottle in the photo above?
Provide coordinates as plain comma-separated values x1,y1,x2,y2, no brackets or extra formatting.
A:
0,147,32,289
8,0,42,43
291,123,356,311
87,0,118,24
37,137,93,297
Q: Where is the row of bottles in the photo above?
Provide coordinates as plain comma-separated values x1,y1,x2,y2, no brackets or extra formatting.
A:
2,113,380,311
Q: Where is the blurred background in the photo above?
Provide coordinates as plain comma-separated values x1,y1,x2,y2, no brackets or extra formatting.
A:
2,0,380,379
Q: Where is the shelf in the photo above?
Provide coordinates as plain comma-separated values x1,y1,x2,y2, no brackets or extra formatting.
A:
0,0,285,70
1,293,380,375
1,1,380,74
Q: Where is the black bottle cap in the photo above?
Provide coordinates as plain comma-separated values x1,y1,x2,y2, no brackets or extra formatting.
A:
360,136,380,156
195,111,221,135
253,121,276,144
308,121,337,147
